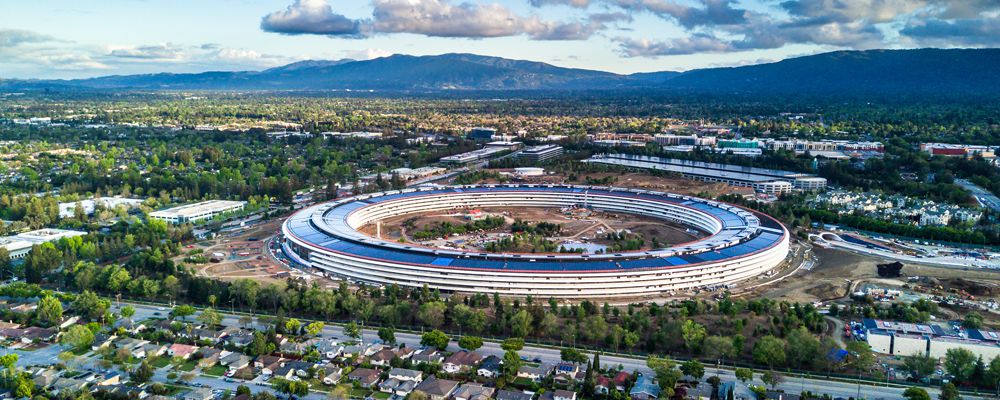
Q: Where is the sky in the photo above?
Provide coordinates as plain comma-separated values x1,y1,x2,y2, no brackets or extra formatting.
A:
0,0,998,79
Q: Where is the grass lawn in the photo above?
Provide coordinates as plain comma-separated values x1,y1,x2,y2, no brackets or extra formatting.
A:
71,347,90,356
350,388,371,399
202,365,228,376
151,357,172,368
175,360,198,372
373,392,391,400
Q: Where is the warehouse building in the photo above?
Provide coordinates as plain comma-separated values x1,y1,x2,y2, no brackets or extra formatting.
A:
514,145,563,163
149,200,247,224
864,319,1000,360
585,154,826,193
0,229,86,259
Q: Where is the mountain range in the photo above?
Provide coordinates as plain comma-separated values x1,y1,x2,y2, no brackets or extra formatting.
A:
3,48,999,95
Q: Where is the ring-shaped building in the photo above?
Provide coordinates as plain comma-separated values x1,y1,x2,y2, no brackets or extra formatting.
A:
281,185,789,298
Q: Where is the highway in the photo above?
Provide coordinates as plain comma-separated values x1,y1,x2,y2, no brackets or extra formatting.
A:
957,179,1000,213
116,301,988,400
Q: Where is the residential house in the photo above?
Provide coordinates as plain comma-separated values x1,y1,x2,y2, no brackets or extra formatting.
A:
388,368,423,383
379,378,418,397
95,372,123,386
257,355,286,376
220,353,252,370
613,371,630,391
370,348,397,367
275,360,313,380
136,343,168,359
196,348,224,367
413,376,459,400
316,340,344,359
224,330,254,347
717,382,754,400
477,355,502,378
49,377,88,395
183,387,215,400
518,364,554,382
554,363,585,384
443,350,482,373
321,365,343,385
167,343,199,359
496,390,535,400
595,375,611,395
553,390,577,400
347,368,380,388
91,333,116,351
629,374,660,400
453,383,495,400
411,348,445,365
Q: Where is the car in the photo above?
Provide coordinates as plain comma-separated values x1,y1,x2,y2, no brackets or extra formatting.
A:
153,312,161,316
532,357,542,363
224,378,235,382
157,307,166,311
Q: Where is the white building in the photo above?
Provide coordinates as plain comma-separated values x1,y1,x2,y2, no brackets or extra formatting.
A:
0,229,86,259
58,197,144,219
149,200,247,224
514,145,563,163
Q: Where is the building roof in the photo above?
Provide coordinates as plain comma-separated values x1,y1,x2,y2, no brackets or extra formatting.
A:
415,376,459,397
150,200,246,219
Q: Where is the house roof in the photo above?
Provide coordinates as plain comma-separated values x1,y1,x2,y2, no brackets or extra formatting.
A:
415,376,459,397
445,350,482,366
496,390,534,400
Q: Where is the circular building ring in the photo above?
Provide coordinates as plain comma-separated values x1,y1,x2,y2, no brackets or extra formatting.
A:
281,184,789,299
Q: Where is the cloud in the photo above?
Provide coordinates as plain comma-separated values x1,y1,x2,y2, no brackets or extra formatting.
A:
341,48,394,60
260,0,611,40
260,0,367,37
529,0,592,8
108,44,186,61
611,0,746,28
0,29,55,48
616,34,734,56
901,15,1000,46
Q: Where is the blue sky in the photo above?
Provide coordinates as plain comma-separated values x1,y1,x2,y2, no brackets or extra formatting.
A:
1,0,997,79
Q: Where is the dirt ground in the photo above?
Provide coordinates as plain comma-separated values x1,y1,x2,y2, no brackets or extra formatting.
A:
174,218,293,287
360,205,702,253
503,171,738,198
750,246,1000,304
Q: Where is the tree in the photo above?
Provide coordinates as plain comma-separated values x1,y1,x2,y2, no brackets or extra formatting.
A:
459,336,483,351
501,338,524,352
417,301,447,328
120,305,135,326
704,336,736,360
752,335,786,368
304,321,324,336
131,360,154,383
502,350,521,380
378,327,396,344
680,360,705,385
273,377,309,399
561,348,588,364
904,352,938,382
938,382,961,400
328,385,350,400
962,312,984,329
647,356,682,397
285,318,302,334
761,370,782,389
987,356,1000,391
60,325,95,351
681,320,707,352
944,347,977,383
237,385,252,396
197,308,223,329
343,322,361,340
172,304,195,321
72,290,108,321
36,295,63,327
510,309,533,338
846,341,876,372
902,387,931,400
735,367,753,384
785,327,820,368
421,329,450,350
0,353,18,369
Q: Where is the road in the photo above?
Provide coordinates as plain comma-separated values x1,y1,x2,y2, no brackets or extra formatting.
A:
117,301,987,400
957,179,1000,213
